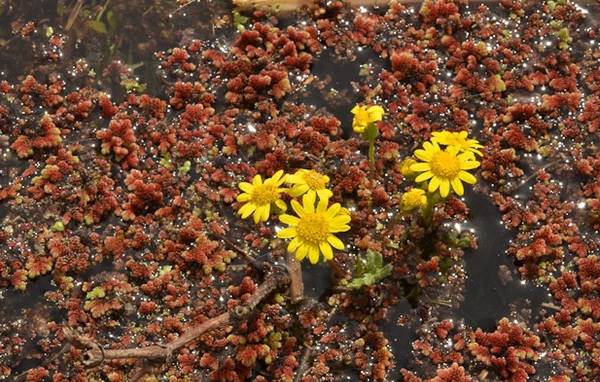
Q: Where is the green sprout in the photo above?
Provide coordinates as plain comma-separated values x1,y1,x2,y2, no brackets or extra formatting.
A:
347,250,392,290
232,10,248,32
86,286,106,300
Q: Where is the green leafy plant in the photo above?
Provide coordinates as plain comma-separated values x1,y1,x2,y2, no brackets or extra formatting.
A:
347,250,392,289
86,286,106,300
232,10,248,32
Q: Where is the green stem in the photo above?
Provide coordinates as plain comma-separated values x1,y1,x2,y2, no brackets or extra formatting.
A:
362,123,378,171
368,138,375,169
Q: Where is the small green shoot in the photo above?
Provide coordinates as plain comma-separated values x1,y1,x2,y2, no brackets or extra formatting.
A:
232,10,248,32
347,250,392,289
86,286,106,300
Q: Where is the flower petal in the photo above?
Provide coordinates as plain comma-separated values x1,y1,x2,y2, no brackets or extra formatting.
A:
332,214,351,225
414,149,432,162
288,237,301,252
367,105,385,122
316,188,333,200
280,214,300,226
277,227,297,239
238,203,256,219
271,170,284,182
253,206,263,224
326,203,341,218
236,193,251,202
415,171,434,183
410,163,431,172
458,171,477,184
302,192,316,213
460,160,480,170
296,244,308,261
330,224,350,233
261,203,271,221
327,235,344,250
316,197,328,213
428,176,441,193
308,245,320,264
252,175,262,186
275,199,287,212
239,182,253,193
451,177,464,196
291,199,305,217
439,179,450,197
287,184,308,197
319,242,334,261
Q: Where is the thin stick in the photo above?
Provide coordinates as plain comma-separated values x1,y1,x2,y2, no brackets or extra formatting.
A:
286,252,304,303
65,0,84,31
293,345,313,382
73,271,290,366
504,160,559,194
208,233,264,270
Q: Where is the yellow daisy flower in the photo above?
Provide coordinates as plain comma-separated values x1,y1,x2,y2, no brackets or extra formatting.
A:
399,158,417,176
431,130,484,156
286,169,333,201
277,193,351,264
401,188,428,212
236,170,288,224
410,142,480,198
351,104,385,133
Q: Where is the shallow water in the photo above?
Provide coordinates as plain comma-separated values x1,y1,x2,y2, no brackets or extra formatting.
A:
0,0,599,381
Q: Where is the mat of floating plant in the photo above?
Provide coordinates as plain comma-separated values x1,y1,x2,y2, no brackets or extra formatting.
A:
0,0,599,381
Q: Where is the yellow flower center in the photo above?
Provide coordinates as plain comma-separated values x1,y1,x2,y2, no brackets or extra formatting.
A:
296,213,329,244
252,183,278,205
302,171,326,190
430,151,461,178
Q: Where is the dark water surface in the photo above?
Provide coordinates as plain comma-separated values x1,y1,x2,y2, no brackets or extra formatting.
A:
0,1,598,381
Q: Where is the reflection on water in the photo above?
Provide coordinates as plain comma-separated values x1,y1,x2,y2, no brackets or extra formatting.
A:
0,0,598,380
458,190,550,330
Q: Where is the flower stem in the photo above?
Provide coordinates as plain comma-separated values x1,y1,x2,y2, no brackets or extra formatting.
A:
368,138,375,169
362,123,378,171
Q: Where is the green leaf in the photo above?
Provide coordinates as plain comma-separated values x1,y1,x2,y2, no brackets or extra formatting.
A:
86,286,106,300
232,10,248,32
120,78,146,93
106,10,118,32
51,221,65,232
347,250,392,290
86,20,108,34
179,160,191,175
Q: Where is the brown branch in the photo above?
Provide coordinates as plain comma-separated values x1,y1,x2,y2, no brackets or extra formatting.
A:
14,344,71,382
65,0,84,31
209,233,264,271
286,252,304,303
293,344,313,382
70,271,290,367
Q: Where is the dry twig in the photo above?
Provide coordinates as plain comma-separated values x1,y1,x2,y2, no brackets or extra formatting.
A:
67,271,290,366
287,252,304,303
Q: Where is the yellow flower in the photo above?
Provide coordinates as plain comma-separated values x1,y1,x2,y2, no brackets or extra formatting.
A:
277,193,351,264
399,158,417,176
401,188,428,212
237,170,288,224
286,169,333,201
431,130,484,156
351,104,385,133
410,141,480,198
